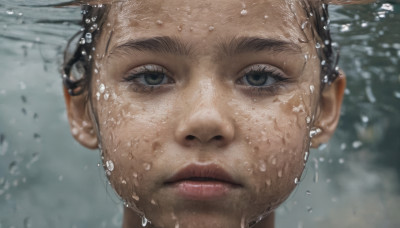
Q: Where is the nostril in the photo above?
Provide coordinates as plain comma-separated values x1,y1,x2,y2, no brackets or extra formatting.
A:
214,135,223,141
186,135,196,141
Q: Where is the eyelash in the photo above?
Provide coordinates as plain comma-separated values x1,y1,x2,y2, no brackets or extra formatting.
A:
123,65,174,93
236,65,289,96
122,64,289,95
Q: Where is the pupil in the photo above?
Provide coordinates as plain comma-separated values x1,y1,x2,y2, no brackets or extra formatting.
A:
247,73,267,86
145,74,164,85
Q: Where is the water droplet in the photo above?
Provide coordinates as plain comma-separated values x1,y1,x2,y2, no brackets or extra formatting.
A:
391,91,400,99
361,22,368,28
352,141,362,149
309,85,314,94
301,21,308,30
240,9,248,16
85,33,93,44
6,9,15,15
338,158,345,164
315,42,321,49
143,163,151,171
99,83,105,93
365,86,376,103
306,116,311,124
141,216,148,227
104,93,110,101
259,161,267,172
208,26,215,31
132,193,140,201
381,3,394,11
278,170,282,178
96,92,100,101
294,177,299,184
361,115,369,123
305,190,311,195
156,20,163,25
309,128,321,138
340,24,350,32
106,160,114,171
340,143,346,150
304,151,309,162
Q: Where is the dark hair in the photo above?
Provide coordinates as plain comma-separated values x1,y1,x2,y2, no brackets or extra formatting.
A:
62,2,339,96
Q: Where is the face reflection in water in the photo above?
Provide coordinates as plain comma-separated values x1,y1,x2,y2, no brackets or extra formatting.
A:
64,0,346,227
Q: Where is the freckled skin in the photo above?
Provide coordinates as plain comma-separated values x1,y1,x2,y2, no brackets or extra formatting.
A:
64,0,345,227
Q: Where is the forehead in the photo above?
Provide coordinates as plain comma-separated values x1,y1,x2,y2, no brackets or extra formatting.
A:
103,0,311,45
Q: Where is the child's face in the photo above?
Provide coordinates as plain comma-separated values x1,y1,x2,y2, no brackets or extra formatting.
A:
67,0,345,227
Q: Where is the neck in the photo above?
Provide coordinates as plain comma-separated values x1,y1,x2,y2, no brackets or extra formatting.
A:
122,208,275,228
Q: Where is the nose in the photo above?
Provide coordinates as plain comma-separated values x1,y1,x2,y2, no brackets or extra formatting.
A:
174,88,235,148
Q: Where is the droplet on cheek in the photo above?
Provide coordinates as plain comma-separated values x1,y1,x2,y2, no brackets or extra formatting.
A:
143,163,152,171
259,160,267,172
278,170,282,178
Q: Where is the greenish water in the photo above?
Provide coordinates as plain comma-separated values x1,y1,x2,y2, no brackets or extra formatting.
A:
0,1,399,228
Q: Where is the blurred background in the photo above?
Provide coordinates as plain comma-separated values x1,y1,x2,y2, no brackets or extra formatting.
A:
0,1,399,227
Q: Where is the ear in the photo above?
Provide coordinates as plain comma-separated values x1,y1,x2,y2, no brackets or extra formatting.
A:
63,87,98,149
311,71,346,148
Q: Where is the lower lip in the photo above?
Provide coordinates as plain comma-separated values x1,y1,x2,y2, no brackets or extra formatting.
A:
171,181,234,200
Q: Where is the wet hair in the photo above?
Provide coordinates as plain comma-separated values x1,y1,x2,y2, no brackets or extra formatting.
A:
62,1,339,96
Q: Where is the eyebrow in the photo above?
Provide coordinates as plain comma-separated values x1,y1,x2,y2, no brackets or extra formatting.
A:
109,36,192,57
109,36,302,58
219,36,302,56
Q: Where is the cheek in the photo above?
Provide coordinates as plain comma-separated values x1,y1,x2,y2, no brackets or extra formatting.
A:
234,91,313,210
92,84,172,208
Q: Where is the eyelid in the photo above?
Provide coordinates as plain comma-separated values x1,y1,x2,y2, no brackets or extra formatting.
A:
123,64,170,78
239,64,288,79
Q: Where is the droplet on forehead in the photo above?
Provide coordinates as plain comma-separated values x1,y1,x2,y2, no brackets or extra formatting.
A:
240,9,248,16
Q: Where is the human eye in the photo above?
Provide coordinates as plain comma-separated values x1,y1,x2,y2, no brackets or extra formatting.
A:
236,64,289,96
122,64,174,93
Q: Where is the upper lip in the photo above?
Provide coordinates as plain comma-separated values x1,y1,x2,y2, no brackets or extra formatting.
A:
164,164,241,186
